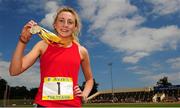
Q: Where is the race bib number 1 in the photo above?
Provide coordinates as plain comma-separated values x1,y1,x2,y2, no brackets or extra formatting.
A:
42,77,73,100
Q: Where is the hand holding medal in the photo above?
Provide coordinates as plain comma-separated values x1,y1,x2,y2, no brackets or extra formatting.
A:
30,25,65,46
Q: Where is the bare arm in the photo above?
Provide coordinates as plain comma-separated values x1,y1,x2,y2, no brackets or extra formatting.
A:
80,46,94,98
9,20,40,76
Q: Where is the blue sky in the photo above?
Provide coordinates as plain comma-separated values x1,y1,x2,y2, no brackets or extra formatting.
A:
0,0,180,90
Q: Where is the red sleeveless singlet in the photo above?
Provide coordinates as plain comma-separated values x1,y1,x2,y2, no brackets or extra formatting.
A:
34,42,82,107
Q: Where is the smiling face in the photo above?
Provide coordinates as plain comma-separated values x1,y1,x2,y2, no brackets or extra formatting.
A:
54,11,77,38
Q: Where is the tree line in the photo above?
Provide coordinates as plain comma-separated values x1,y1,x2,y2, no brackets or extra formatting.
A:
0,78,38,99
0,78,98,99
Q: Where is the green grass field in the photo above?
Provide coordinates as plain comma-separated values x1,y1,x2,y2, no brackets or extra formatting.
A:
1,99,180,107
83,103,180,107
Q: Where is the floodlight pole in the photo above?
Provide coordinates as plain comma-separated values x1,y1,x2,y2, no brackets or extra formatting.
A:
3,83,8,107
108,62,114,103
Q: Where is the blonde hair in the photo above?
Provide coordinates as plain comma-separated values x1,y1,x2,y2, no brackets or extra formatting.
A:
53,6,81,43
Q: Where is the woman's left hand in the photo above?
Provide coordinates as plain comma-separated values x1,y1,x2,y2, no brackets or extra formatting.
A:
74,85,88,103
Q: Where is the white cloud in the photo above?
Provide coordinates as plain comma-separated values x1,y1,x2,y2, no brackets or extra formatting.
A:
14,1,46,14
44,1,59,13
0,60,40,89
127,66,152,75
16,0,62,14
146,0,180,15
127,59,180,86
40,1,61,29
166,57,180,69
7,1,62,29
141,72,180,86
78,0,98,20
78,0,180,64
123,52,149,64
40,12,56,29
79,0,138,31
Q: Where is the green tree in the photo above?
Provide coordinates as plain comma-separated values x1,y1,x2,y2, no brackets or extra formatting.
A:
157,76,172,86
80,79,99,97
29,88,38,99
10,86,29,99
0,78,7,99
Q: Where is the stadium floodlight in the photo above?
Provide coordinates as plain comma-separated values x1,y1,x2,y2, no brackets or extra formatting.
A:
3,83,8,106
108,62,114,103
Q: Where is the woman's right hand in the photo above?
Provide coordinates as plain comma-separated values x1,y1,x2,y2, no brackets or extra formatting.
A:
19,20,37,44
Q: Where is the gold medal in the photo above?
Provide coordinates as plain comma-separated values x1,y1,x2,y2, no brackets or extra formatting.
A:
30,26,63,45
30,26,41,34
30,26,75,47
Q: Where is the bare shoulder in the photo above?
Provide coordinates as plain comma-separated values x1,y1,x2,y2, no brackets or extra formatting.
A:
73,41,89,60
33,40,48,55
79,45,88,54
79,45,89,60
33,40,47,49
37,40,48,46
